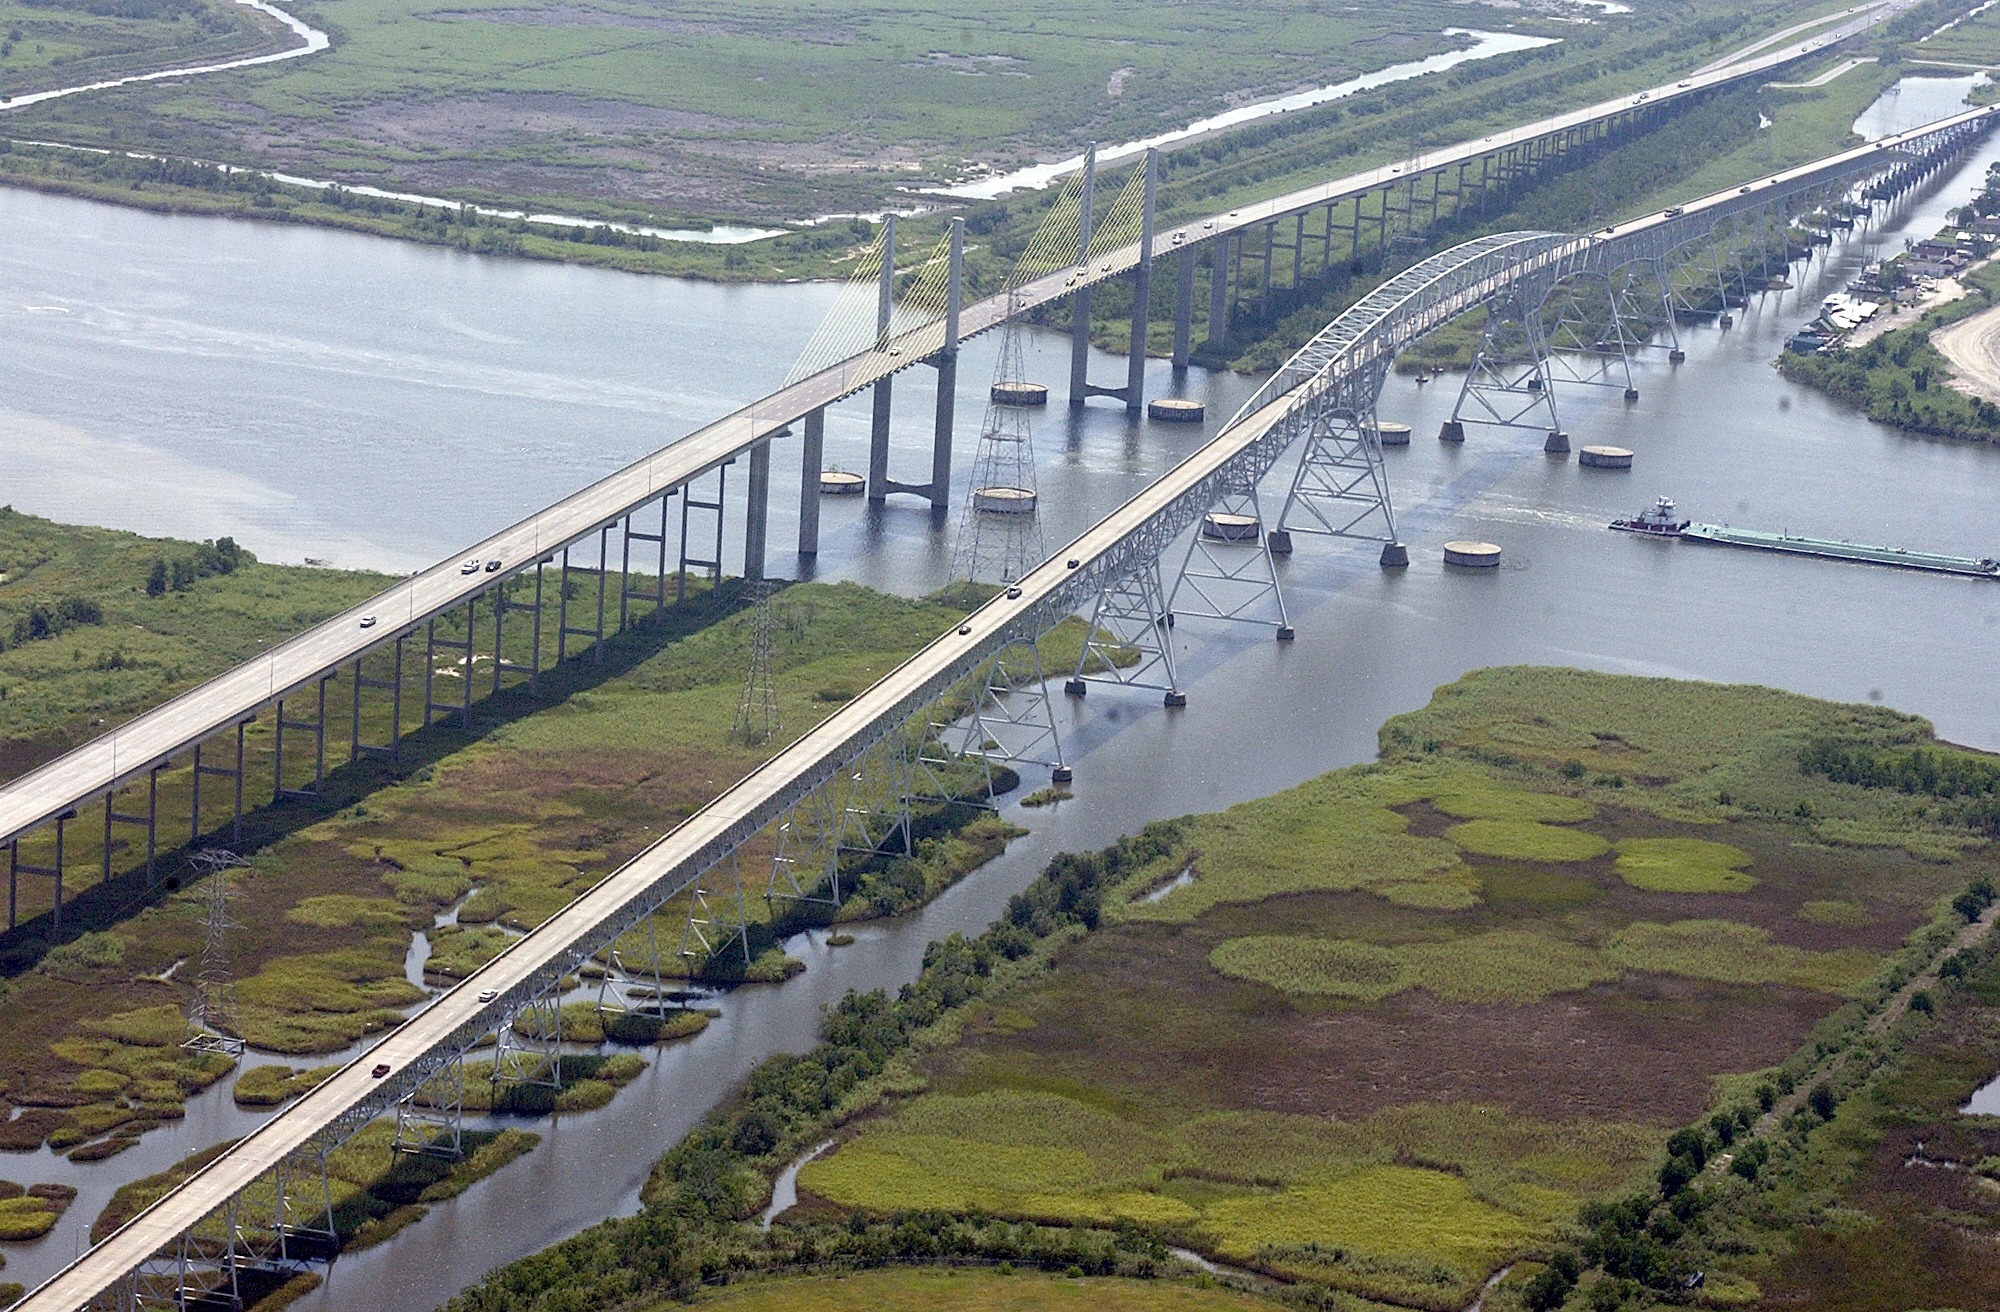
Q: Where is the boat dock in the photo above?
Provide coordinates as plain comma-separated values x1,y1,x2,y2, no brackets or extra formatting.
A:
1680,522,2000,578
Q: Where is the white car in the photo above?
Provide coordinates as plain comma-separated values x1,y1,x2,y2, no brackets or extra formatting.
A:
460,559,480,575
358,615,377,629
477,989,498,1003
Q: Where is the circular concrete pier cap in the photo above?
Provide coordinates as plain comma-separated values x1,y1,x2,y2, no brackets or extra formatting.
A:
820,470,865,495
1200,512,1261,542
1579,445,1634,469
991,381,1049,406
1443,540,1503,568
973,486,1038,514
1147,398,1206,423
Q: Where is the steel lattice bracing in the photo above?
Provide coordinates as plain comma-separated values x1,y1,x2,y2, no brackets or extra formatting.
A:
2,27,1975,894
18,91,2000,1312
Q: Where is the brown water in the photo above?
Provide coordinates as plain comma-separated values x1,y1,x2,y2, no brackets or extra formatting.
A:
2,74,1999,1310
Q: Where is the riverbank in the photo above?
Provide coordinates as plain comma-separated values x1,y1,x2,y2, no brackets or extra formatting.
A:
0,535,1088,1291
435,668,2000,1312
0,0,1900,294
1778,255,2000,441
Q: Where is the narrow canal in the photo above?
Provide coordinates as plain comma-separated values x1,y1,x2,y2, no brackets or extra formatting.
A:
1,74,1997,1309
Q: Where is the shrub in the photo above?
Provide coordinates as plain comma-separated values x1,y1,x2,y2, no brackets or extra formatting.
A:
1806,1084,1837,1120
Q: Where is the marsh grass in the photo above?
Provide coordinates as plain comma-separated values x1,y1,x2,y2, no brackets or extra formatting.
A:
801,1086,1658,1306
1445,819,1611,863
1613,837,1755,894
668,1268,1285,1312
0,578,1018,1151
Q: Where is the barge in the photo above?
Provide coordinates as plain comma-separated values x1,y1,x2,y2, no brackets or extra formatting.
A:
1680,522,2000,578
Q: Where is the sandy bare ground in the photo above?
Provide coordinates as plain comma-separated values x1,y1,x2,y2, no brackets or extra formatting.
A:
1844,275,1967,348
1930,297,2000,402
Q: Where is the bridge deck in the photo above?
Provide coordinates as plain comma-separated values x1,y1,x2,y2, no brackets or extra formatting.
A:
12,3,1972,1305
0,0,1915,853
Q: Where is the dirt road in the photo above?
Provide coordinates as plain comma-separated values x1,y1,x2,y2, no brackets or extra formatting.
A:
1931,300,2000,401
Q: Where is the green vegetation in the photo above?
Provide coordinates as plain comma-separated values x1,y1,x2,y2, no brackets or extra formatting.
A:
0,507,390,768
0,0,275,96
1206,931,1618,1003
440,1051,650,1115
1445,818,1611,863
665,1268,1282,1312
1613,837,1755,894
1780,261,2000,442
231,1061,341,1106
446,668,2000,1312
93,1123,540,1248
0,1182,73,1242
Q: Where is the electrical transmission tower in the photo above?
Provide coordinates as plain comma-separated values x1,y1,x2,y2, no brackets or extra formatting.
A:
954,293,1047,585
732,581,780,746
183,849,246,1058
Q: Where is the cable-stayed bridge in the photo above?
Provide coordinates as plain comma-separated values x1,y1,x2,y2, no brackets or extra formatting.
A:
9,10,1991,1309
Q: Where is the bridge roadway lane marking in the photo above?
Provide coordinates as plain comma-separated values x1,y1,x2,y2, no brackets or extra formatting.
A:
0,0,1916,854
22,93,1998,1300
11,17,1968,1311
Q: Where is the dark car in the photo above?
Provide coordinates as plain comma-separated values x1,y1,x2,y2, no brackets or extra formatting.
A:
371,1063,391,1078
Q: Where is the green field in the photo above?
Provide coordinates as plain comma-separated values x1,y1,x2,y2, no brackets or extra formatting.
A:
0,0,279,97
672,1269,1284,1312
0,509,1068,1170
788,669,1999,1309
0,0,1887,231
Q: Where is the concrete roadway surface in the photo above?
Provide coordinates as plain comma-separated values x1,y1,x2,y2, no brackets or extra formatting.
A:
9,2,1953,1306
0,0,1925,859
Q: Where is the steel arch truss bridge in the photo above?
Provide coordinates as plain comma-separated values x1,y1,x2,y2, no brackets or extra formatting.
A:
13,86,1997,1312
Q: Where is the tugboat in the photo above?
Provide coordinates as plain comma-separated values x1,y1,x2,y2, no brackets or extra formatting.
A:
1610,497,1690,537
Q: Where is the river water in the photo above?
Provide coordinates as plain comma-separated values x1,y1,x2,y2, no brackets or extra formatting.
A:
5,75,2000,1309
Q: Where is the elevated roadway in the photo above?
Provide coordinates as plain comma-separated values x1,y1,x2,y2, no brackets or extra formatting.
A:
17,89,1997,1310
0,0,1931,860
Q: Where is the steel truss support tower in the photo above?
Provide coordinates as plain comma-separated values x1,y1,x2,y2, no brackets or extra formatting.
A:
493,988,563,1091
1440,285,1568,452
732,580,781,747
394,1052,466,1158
1270,363,1405,568
183,849,246,1059
1169,481,1294,637
678,852,751,976
947,637,1070,785
1543,271,1641,401
1064,557,1183,707
954,294,1047,585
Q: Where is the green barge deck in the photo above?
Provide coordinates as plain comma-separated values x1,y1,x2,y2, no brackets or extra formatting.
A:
1680,523,2000,578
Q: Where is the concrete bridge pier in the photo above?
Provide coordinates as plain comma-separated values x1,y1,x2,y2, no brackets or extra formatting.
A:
1206,231,1232,352
927,219,964,505
1123,152,1157,412
1172,243,1195,370
797,408,825,559
1067,145,1098,408
191,721,247,849
743,438,772,583
350,638,405,764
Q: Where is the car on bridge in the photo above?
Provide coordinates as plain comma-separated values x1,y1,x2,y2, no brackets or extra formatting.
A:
460,559,480,574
